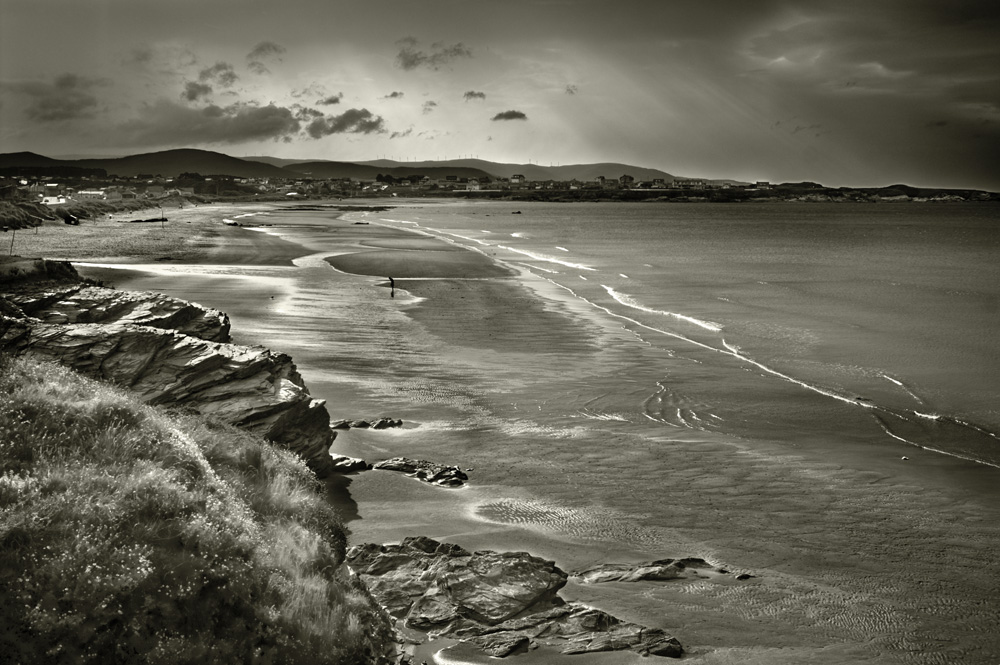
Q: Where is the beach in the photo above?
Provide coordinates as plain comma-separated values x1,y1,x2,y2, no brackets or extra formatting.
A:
67,200,1000,665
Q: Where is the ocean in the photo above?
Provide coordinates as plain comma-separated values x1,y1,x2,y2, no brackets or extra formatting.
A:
102,199,1000,664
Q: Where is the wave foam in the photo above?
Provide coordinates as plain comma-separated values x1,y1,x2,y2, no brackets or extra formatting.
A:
602,285,721,331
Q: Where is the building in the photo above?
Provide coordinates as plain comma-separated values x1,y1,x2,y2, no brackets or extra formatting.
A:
619,174,635,188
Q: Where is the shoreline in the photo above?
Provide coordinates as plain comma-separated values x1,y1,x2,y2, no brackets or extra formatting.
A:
61,199,1000,664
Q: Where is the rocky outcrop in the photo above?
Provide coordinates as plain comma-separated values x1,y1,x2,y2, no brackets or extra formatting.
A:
346,536,683,659
8,285,231,342
574,558,714,584
331,417,403,430
1,273,336,477
372,457,468,487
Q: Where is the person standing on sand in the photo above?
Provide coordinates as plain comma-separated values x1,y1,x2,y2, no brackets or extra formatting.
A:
389,276,395,298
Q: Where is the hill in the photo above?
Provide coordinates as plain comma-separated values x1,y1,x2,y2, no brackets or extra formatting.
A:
73,149,292,178
0,149,293,179
284,160,494,181
356,158,679,182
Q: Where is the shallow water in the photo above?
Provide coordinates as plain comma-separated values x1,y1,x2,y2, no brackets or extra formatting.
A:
92,200,1000,665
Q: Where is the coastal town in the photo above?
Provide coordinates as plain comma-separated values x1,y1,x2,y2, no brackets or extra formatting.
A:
6,170,772,206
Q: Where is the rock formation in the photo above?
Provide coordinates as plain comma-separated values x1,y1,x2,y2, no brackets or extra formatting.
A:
347,536,684,659
574,558,714,584
8,284,231,342
372,457,468,486
1,261,337,476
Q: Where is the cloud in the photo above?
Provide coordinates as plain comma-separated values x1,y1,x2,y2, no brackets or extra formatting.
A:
565,84,578,95
182,81,213,102
463,90,486,101
3,73,107,122
383,91,405,99
491,110,528,121
198,62,238,87
391,128,413,139
305,108,386,138
395,37,472,70
422,100,438,114
318,93,343,105
247,41,285,75
293,105,324,121
118,100,301,146
291,83,325,99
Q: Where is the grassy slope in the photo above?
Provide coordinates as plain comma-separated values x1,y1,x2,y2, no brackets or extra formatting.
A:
0,356,392,664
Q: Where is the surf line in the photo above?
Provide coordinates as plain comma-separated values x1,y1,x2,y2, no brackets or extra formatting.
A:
602,285,721,332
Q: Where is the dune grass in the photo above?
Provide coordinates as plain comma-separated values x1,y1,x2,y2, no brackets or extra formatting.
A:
0,355,394,664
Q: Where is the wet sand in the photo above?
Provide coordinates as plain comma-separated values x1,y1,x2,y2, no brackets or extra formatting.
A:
71,202,1000,665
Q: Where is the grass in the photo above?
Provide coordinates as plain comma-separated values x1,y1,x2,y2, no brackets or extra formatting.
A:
0,355,394,664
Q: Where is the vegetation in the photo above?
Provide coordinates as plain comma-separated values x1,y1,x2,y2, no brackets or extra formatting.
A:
0,356,392,664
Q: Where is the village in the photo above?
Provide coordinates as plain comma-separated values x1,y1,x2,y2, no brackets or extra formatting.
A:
4,170,774,207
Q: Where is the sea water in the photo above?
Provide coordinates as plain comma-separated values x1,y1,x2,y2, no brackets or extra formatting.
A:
98,199,1000,664
354,200,1000,467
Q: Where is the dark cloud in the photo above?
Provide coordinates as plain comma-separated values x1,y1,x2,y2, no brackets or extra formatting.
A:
491,110,528,121
384,91,405,99
305,108,386,138
198,62,238,87
3,73,106,122
247,41,286,75
422,100,438,114
395,37,472,70
293,105,324,121
463,90,486,101
565,84,578,95
391,128,413,139
119,100,300,146
182,81,213,102
318,93,343,105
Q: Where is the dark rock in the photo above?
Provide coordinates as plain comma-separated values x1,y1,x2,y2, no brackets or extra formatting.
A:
330,454,370,472
574,557,712,584
736,573,756,581
372,457,468,487
331,417,402,431
347,537,683,659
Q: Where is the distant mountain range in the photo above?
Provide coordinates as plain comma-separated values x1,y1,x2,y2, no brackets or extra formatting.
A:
0,148,691,183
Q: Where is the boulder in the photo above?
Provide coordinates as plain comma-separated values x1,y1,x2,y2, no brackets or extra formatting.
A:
346,536,683,659
330,454,371,472
372,457,468,487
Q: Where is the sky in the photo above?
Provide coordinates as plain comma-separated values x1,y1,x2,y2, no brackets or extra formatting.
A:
1,0,998,190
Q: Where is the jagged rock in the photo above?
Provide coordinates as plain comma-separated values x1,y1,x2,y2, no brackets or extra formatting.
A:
467,632,531,657
372,457,468,486
347,537,683,659
8,285,231,342
0,315,336,477
574,557,712,584
331,417,403,430
330,454,370,472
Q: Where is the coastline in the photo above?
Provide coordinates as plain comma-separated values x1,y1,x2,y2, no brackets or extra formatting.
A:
65,199,1000,664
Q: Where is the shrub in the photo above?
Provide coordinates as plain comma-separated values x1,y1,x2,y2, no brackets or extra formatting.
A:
0,356,393,664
